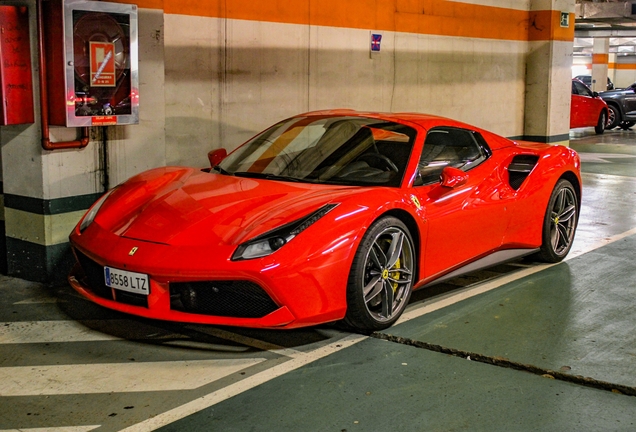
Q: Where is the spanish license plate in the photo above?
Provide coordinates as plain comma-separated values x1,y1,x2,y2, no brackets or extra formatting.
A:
104,266,150,295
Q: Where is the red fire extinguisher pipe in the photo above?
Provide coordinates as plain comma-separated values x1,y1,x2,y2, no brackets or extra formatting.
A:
36,0,89,150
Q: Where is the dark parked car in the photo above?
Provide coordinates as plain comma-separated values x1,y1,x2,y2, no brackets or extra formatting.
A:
599,82,636,130
574,75,614,91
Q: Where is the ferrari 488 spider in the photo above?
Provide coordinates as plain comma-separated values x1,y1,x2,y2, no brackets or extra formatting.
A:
69,110,581,332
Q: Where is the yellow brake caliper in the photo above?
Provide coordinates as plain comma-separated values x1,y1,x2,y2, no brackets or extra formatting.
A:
390,258,401,293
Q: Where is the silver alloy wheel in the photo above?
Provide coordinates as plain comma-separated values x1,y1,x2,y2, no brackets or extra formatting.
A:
362,227,414,322
549,187,577,255
608,107,616,126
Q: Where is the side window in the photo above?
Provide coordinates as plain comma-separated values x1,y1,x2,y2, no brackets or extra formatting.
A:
573,81,592,97
415,127,491,186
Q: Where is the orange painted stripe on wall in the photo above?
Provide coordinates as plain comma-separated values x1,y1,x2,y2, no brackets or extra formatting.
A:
528,11,574,42
592,54,609,64
110,0,165,10
108,0,572,42
611,63,636,70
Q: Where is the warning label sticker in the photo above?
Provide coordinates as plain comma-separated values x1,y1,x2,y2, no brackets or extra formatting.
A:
89,41,116,87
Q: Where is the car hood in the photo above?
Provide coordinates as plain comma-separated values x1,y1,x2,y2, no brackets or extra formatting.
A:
95,167,356,246
601,88,634,96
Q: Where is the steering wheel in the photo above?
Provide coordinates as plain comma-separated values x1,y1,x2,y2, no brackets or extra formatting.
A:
356,153,399,173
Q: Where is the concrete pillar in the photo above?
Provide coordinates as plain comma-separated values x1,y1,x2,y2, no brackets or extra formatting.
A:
0,1,166,284
591,38,610,92
524,0,575,146
608,52,617,86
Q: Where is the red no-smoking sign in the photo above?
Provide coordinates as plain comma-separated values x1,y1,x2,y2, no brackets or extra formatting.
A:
89,41,116,87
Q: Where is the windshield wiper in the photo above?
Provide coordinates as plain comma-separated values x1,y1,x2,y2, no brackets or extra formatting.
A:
212,165,232,175
233,172,304,183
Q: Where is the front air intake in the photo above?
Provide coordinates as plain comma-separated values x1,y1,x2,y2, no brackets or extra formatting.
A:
170,281,279,318
507,155,539,190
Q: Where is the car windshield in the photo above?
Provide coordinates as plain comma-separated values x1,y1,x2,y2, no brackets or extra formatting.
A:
217,116,417,187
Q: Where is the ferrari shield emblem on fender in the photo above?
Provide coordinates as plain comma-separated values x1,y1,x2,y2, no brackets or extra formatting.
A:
129,247,139,256
410,195,422,210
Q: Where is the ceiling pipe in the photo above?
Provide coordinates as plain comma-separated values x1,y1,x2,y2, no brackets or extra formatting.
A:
36,0,89,150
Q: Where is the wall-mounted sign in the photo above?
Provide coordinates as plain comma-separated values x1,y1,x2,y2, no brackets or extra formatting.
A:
560,12,570,28
89,41,116,87
370,33,382,53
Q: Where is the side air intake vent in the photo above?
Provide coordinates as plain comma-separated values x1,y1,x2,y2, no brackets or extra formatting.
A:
508,155,538,190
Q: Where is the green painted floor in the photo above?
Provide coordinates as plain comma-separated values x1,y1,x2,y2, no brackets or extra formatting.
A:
158,129,636,431
159,336,636,432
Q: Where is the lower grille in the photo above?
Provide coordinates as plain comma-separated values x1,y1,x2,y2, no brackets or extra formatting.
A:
74,249,149,308
170,281,278,318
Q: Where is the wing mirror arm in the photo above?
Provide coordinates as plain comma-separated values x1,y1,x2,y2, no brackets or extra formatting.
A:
440,167,469,188
208,148,228,167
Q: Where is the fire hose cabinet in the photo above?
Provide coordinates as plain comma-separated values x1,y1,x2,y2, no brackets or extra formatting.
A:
43,0,138,127
0,6,35,125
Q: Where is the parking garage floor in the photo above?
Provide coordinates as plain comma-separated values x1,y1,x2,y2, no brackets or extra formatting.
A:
1,128,636,431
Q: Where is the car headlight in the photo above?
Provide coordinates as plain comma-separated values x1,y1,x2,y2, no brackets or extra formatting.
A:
79,189,116,233
232,203,339,261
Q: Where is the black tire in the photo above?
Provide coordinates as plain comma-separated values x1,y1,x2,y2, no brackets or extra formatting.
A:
343,216,415,332
536,179,579,263
594,111,606,134
619,121,635,130
607,105,620,129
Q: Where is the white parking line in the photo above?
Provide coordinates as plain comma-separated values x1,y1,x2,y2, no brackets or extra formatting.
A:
0,358,265,396
0,321,119,344
120,333,367,432
13,295,59,304
398,263,554,324
397,226,636,325
567,226,636,260
0,427,100,432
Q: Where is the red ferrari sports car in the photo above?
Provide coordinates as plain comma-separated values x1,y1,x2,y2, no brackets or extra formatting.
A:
69,110,581,332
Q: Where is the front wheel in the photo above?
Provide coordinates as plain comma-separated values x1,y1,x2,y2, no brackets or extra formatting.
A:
536,179,579,263
594,111,606,134
344,216,415,332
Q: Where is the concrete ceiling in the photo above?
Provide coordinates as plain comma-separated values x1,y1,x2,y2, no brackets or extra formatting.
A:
575,1,636,55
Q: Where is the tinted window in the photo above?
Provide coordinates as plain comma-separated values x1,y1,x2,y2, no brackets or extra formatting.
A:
572,80,593,97
415,127,491,186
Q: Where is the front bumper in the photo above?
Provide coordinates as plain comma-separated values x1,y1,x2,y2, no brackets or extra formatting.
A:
68,223,354,329
69,262,297,328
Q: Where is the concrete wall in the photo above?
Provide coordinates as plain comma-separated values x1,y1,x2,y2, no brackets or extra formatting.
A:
164,7,529,168
613,55,636,88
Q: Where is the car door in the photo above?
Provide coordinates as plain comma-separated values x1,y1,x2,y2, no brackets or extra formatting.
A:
571,80,596,127
410,127,511,279
622,86,636,117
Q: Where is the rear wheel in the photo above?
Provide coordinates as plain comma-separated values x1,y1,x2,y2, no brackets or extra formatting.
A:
536,179,578,263
594,111,606,134
344,216,415,332
607,105,620,129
